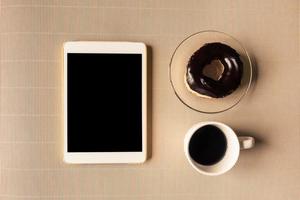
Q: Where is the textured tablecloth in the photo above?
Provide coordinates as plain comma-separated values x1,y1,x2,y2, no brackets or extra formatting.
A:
0,0,299,199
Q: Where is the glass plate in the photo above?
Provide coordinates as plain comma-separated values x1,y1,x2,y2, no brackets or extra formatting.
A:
169,31,252,113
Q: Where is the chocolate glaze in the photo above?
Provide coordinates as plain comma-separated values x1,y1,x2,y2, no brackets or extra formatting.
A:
186,42,243,98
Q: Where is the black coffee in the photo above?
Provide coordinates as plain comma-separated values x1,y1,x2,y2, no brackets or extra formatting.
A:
189,125,227,165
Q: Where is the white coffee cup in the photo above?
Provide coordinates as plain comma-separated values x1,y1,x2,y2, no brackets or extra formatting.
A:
184,121,255,176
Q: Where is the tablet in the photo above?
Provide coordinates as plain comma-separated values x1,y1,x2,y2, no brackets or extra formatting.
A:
63,41,147,164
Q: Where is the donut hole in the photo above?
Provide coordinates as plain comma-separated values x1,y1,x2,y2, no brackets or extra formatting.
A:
202,59,224,81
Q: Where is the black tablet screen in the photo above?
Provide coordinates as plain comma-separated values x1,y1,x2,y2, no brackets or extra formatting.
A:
67,53,142,152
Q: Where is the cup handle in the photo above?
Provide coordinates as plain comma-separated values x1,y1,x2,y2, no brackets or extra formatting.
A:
238,136,255,150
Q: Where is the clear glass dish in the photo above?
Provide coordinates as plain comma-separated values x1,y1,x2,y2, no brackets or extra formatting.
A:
169,31,252,113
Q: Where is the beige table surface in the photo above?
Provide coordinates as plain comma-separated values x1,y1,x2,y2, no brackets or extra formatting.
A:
0,0,299,199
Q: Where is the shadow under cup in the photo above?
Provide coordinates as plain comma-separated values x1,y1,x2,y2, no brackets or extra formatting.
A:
184,122,240,176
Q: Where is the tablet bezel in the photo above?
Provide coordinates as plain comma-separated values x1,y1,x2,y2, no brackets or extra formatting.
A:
63,41,147,164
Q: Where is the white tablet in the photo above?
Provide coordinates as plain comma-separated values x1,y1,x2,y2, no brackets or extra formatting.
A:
63,41,147,164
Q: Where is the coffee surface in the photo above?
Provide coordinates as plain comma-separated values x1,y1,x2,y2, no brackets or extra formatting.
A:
189,125,227,165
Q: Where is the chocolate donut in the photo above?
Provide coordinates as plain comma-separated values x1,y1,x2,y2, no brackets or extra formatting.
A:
186,42,243,98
